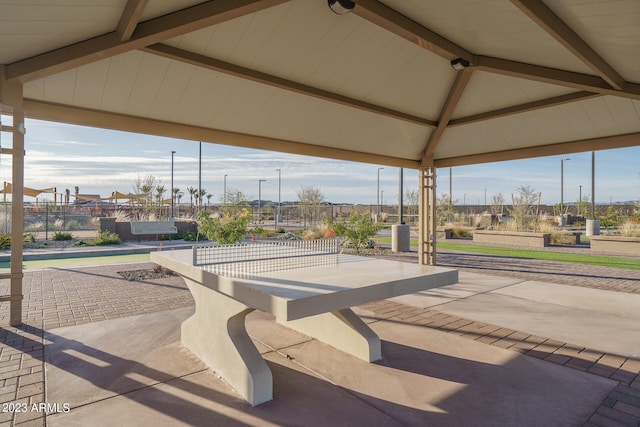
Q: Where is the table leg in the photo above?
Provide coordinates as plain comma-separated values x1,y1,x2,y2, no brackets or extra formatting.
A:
182,278,273,406
280,309,382,362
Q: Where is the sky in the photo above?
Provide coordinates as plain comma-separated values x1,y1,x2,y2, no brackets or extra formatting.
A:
0,117,638,206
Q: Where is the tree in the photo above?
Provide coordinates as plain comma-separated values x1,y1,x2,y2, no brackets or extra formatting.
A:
332,212,384,255
197,189,207,208
155,185,166,215
221,188,251,215
187,186,197,207
436,193,457,226
490,193,505,216
575,195,590,218
509,186,540,231
405,188,418,223
296,186,324,227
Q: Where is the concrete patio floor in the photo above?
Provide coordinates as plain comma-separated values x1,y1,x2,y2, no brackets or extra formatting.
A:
0,248,639,426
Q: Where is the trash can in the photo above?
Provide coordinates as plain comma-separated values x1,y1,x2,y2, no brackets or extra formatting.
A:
586,219,600,236
392,224,410,252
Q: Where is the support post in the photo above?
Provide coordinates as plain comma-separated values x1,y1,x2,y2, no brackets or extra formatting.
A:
1,66,24,325
419,167,436,265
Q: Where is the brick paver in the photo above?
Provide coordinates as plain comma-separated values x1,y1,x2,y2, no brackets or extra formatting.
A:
0,245,637,426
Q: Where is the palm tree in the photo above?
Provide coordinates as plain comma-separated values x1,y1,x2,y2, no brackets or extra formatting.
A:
187,186,197,207
197,189,207,208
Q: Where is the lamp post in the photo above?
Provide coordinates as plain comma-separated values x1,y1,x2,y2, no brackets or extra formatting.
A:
258,179,266,224
275,169,281,230
377,167,384,218
223,174,227,206
560,157,571,215
171,150,176,218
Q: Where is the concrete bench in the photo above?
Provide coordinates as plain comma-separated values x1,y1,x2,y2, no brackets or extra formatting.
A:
150,248,458,406
129,220,178,237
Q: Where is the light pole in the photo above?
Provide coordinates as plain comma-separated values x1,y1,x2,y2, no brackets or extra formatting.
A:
377,167,384,218
171,150,176,218
258,179,266,224
275,169,281,230
560,157,570,215
223,174,227,206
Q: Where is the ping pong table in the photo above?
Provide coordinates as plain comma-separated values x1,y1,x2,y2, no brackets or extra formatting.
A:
150,240,458,405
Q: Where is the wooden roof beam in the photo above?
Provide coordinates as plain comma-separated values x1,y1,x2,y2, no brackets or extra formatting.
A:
352,0,477,65
142,44,436,128
434,132,640,168
449,91,602,127
510,0,625,90
116,0,149,42
6,0,291,83
477,56,640,101
420,68,474,166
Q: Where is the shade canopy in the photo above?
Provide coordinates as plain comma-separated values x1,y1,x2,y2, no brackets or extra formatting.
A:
1,0,638,169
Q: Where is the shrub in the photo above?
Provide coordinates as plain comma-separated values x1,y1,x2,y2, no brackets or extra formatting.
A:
331,212,383,254
620,221,640,237
93,231,121,246
197,209,250,244
0,234,10,249
65,219,80,230
52,231,73,241
249,226,275,238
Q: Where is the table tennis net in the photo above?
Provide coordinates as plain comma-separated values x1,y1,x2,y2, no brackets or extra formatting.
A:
192,238,340,276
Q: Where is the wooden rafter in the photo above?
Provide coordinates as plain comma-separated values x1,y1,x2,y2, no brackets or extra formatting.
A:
116,0,149,42
23,99,420,169
6,0,291,83
448,91,602,127
142,44,436,128
510,0,625,90
420,68,474,166
352,0,476,64
434,132,640,168
477,56,640,101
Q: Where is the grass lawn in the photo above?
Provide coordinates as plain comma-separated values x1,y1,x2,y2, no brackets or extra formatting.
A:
376,237,640,271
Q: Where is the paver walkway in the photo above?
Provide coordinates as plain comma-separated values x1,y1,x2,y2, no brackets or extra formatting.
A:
0,246,638,426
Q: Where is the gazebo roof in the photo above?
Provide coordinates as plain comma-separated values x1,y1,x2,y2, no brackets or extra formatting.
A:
1,0,638,168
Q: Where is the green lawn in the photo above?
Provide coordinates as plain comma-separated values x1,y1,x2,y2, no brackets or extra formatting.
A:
376,237,640,270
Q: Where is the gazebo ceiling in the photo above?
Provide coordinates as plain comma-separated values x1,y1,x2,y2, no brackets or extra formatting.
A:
1,0,638,169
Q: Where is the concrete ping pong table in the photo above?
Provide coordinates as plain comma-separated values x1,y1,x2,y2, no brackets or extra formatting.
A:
150,239,458,405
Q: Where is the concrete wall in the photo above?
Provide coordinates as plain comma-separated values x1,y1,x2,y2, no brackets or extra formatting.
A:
99,219,197,242
473,230,550,247
589,236,640,256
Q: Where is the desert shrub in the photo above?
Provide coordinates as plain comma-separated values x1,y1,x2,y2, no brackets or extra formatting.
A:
65,219,80,230
0,234,10,249
249,226,276,238
53,219,64,229
93,231,121,246
331,212,383,254
620,221,640,237
52,231,73,241
197,209,250,244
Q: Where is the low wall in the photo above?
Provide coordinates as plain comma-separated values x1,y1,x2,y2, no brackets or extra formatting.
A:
99,218,197,242
589,236,640,256
473,230,550,247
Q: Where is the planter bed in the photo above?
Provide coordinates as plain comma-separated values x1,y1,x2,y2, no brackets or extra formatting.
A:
473,230,550,248
589,236,640,256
